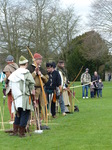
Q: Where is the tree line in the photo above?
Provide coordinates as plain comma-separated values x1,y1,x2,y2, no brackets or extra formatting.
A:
0,0,112,80
0,0,79,63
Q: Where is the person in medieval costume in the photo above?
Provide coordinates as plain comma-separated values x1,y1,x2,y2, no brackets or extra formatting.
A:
57,60,70,113
51,62,66,116
45,62,63,118
28,53,49,129
8,56,35,137
3,55,18,122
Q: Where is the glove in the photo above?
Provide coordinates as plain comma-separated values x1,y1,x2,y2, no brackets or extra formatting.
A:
81,83,83,85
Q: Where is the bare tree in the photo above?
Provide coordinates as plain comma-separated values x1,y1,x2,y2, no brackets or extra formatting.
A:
89,0,112,49
50,6,80,61
22,0,80,61
0,0,80,64
0,0,27,63
22,0,60,60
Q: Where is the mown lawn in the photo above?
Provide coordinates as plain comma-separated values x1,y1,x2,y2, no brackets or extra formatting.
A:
0,81,112,150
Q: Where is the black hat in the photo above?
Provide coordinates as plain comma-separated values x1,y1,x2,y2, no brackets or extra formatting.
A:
52,62,56,68
46,62,52,68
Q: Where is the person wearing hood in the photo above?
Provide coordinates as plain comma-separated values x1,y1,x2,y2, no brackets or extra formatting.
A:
3,55,18,122
8,56,35,137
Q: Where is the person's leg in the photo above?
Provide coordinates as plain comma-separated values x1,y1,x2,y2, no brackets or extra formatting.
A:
58,94,65,114
92,91,94,98
3,89,6,96
10,108,21,136
91,91,94,98
101,90,102,97
94,89,96,97
49,93,53,113
19,109,30,127
46,93,49,109
82,85,85,98
19,108,30,137
86,85,88,98
51,100,56,117
97,89,99,98
99,90,102,97
7,94,14,121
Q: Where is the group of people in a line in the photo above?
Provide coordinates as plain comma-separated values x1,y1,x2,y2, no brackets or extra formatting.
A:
80,68,103,99
2,53,71,137
1,53,105,137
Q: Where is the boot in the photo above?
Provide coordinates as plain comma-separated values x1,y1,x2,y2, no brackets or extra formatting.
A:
19,126,26,138
10,124,19,136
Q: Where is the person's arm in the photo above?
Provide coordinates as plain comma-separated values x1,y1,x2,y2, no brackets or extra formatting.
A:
57,71,62,93
80,73,84,84
59,71,63,87
89,74,91,83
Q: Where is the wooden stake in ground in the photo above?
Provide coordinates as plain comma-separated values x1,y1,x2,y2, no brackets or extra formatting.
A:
34,107,38,130
37,105,41,130
3,96,6,117
0,106,4,130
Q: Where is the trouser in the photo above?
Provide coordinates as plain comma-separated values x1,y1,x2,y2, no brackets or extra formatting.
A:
82,85,89,97
14,108,30,127
94,89,99,97
7,93,14,120
90,91,94,98
51,100,56,117
58,94,65,113
98,89,102,97
3,89,6,96
46,90,53,110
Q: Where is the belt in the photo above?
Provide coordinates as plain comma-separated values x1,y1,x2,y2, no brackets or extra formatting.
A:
35,86,41,89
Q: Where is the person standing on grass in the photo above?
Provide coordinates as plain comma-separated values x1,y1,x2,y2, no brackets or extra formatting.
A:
45,63,58,118
108,73,111,81
80,68,91,99
53,62,66,116
3,55,18,122
28,53,49,129
45,62,65,118
92,71,100,98
8,56,35,137
57,60,70,113
90,82,95,98
98,79,103,98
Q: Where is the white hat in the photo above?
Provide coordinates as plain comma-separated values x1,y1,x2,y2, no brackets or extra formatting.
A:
19,55,28,65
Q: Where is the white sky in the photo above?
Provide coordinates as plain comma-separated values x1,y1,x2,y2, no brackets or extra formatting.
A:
13,0,93,34
60,0,92,17
60,0,93,33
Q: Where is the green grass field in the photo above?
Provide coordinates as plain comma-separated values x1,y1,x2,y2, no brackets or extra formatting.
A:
0,81,112,150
